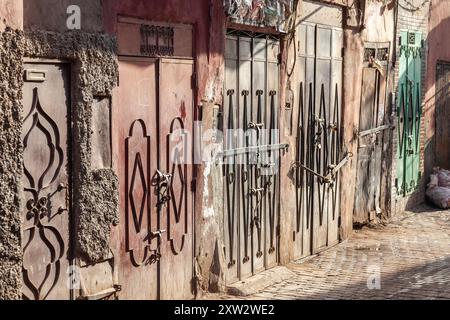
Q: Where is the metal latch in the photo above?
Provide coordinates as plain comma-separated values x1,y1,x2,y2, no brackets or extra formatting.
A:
153,170,172,206
292,152,353,184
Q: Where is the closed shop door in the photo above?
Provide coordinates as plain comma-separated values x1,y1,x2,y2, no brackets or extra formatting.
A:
293,20,346,258
224,33,286,283
21,63,72,300
354,44,391,224
114,57,194,300
436,61,450,168
396,31,423,196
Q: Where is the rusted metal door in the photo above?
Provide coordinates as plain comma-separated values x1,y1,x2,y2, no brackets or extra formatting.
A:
114,57,194,300
436,61,450,168
21,63,72,300
354,44,391,224
224,33,286,283
293,22,347,258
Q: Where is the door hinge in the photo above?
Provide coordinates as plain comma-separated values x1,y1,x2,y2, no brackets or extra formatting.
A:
191,72,198,89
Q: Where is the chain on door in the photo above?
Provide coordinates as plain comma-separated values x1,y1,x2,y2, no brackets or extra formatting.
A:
293,23,348,259
114,57,194,300
223,33,287,283
396,31,423,196
21,63,72,300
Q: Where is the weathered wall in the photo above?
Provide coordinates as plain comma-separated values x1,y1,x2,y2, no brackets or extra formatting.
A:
0,0,23,31
391,0,430,214
102,0,227,295
23,0,103,32
424,0,450,172
0,28,24,300
0,0,24,301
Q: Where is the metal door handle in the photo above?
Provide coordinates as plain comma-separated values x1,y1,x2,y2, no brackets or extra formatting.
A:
150,229,167,239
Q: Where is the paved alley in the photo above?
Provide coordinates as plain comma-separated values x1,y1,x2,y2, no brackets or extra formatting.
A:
213,206,450,300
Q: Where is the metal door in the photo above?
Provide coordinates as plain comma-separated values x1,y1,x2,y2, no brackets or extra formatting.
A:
115,58,159,300
293,23,347,258
21,63,72,300
396,31,423,196
354,44,390,223
114,57,194,300
436,61,450,168
223,33,286,283
158,59,194,300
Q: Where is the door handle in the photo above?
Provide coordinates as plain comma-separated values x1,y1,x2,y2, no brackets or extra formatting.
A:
149,229,167,239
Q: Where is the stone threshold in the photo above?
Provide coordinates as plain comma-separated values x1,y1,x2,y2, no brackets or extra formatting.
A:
226,266,295,297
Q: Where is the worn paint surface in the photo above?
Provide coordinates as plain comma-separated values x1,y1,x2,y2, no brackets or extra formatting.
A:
103,0,226,295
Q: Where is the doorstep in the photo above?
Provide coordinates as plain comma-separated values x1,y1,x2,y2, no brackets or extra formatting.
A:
226,266,295,297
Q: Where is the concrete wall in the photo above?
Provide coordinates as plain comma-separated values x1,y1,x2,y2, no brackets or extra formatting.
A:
424,0,450,173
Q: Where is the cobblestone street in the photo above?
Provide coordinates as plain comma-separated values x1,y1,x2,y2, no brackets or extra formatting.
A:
211,206,450,300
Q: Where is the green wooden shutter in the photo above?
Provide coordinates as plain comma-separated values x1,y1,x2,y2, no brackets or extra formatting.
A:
396,30,423,196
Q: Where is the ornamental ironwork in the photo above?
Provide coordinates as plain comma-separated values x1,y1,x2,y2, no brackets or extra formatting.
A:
140,24,174,57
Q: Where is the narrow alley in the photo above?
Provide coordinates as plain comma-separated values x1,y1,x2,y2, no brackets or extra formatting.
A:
208,206,450,300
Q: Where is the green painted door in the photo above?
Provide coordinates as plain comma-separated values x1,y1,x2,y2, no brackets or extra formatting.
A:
396,31,423,196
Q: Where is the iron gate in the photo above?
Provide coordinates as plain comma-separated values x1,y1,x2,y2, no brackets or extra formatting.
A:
293,22,348,259
114,57,194,300
396,31,423,196
223,32,287,283
21,63,72,300
354,43,391,224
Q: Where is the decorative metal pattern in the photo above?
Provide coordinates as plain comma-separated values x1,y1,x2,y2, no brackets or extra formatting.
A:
125,119,152,266
225,89,237,268
140,25,175,57
294,81,344,250
167,117,188,255
22,88,65,300
396,31,423,196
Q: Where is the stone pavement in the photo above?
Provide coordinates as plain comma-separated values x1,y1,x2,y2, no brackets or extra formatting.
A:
208,205,450,300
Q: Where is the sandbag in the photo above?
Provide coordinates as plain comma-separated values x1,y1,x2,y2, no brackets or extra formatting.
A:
434,167,450,188
426,170,450,209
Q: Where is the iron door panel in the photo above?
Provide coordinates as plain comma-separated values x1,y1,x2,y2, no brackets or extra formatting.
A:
238,37,253,280
251,37,267,275
294,22,343,258
327,27,343,247
115,59,159,300
313,25,332,253
297,24,316,256
293,24,307,260
22,63,71,300
158,58,194,300
224,36,239,283
264,39,280,269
